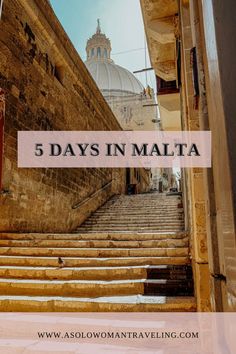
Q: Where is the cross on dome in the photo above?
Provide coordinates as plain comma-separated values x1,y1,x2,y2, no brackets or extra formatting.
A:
96,19,101,34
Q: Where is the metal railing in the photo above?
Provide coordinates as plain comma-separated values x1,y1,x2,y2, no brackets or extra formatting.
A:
72,180,113,210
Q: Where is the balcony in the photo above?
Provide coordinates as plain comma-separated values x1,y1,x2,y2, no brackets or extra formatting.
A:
156,76,180,95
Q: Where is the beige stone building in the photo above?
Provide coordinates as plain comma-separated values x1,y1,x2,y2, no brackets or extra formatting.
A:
141,0,236,312
85,20,159,132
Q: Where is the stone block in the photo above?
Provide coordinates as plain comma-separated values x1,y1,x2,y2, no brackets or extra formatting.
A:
192,262,211,311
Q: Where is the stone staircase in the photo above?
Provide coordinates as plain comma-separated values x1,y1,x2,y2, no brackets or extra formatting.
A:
0,192,195,311
78,193,185,233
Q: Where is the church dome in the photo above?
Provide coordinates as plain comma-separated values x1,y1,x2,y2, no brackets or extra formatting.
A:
85,20,144,96
86,61,144,95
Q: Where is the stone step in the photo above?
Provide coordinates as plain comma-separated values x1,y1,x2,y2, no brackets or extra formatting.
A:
92,218,184,222
0,238,189,249
105,196,180,200
83,219,184,224
0,278,193,297
95,207,183,212
92,213,183,218
86,213,183,221
80,228,185,232
0,295,196,312
79,223,184,227
92,215,183,220
144,279,194,296
76,231,185,235
102,206,181,210
79,226,184,231
104,197,180,202
102,206,181,209
106,195,180,199
110,202,182,205
0,247,189,257
71,232,187,240
0,232,187,241
99,198,181,202
105,201,181,203
78,227,184,232
78,224,184,229
0,255,190,267
122,199,182,202
147,265,193,280
96,200,181,205
109,206,182,209
102,201,180,203
81,222,184,228
101,207,181,211
78,231,185,235
100,203,181,207
91,206,183,211
0,265,193,281
117,194,180,196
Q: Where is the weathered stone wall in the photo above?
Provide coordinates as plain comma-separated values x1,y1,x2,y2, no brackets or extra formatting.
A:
0,0,125,232
141,0,212,311
179,1,211,312
197,0,236,311
106,94,158,131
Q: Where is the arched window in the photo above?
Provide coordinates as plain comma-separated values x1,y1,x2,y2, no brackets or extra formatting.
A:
91,48,95,57
104,48,108,58
97,47,101,58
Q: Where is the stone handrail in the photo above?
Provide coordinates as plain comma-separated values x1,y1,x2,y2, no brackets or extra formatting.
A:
72,181,113,209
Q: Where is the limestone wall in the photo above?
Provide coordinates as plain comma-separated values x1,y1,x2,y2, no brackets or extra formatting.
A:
141,0,212,311
106,94,158,131
179,0,211,312
0,0,124,232
198,0,236,311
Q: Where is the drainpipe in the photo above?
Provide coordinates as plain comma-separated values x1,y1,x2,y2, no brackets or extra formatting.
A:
0,89,5,192
0,0,3,20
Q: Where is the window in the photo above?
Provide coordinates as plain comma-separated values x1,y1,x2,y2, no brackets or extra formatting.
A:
91,48,95,57
104,48,108,58
97,47,101,58
54,65,64,85
121,106,132,125
190,47,199,96
156,76,179,95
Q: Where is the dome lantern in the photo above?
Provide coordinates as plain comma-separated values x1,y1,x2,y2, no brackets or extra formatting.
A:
86,19,112,62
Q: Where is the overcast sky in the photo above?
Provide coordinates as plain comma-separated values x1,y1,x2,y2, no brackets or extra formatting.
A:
50,0,155,89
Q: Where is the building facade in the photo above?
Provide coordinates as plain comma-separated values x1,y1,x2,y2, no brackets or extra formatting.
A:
0,0,154,233
85,20,159,132
0,0,127,233
85,21,161,190
141,0,236,312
